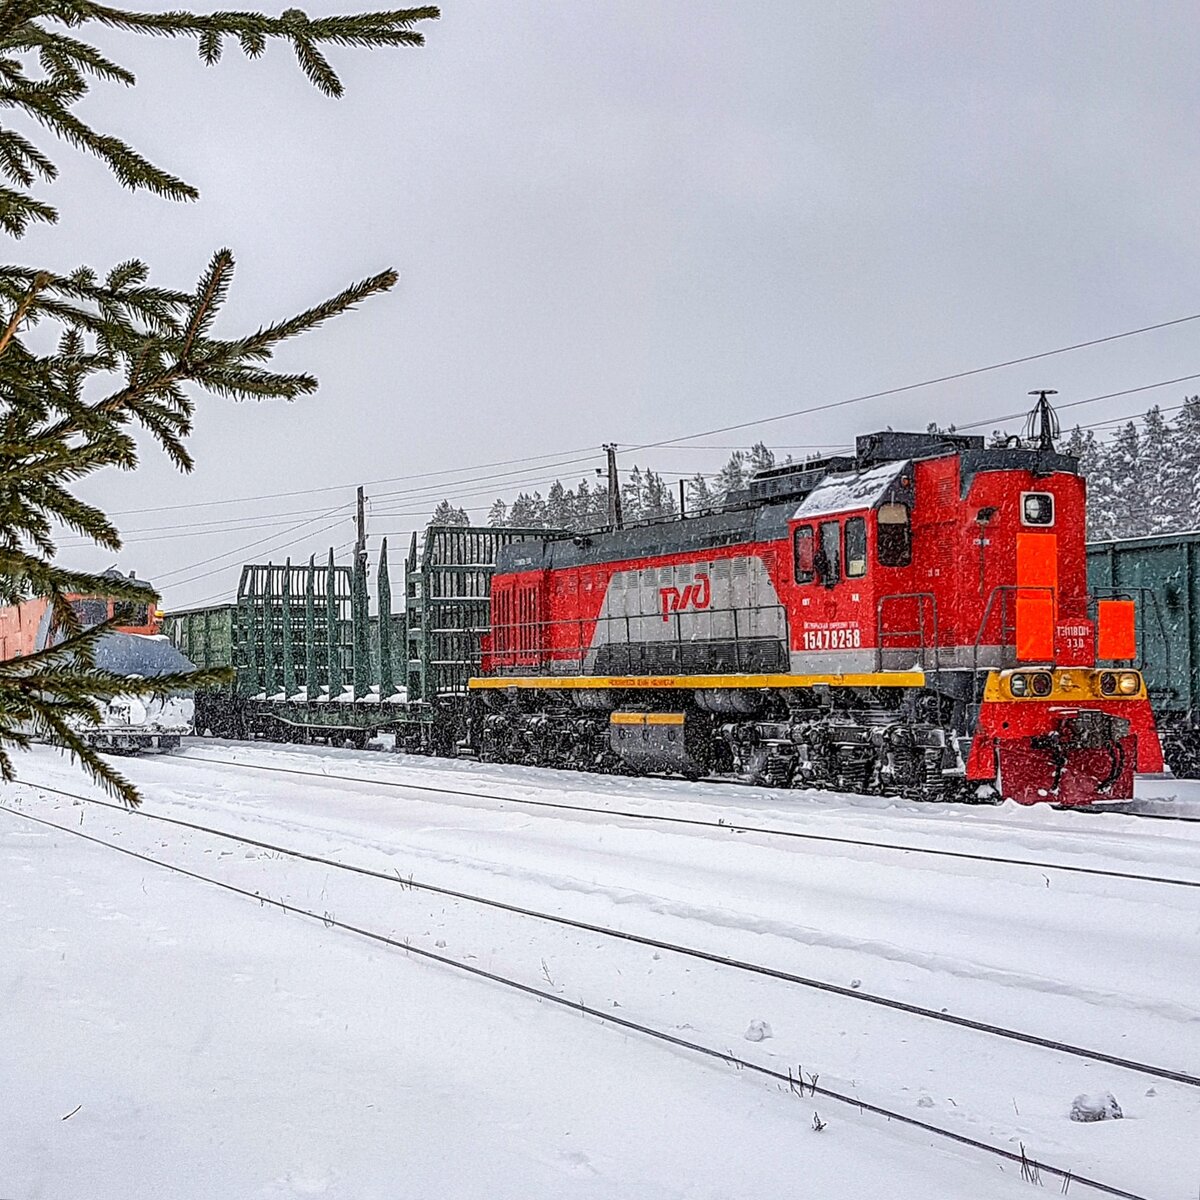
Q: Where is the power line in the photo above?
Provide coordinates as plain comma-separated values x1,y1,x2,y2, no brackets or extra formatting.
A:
619,310,1200,452
161,517,349,602
155,504,349,585
956,371,1200,433
103,445,603,518
58,512,338,548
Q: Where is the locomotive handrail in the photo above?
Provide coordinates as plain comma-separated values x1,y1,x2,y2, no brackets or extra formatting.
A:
488,602,790,676
970,584,1056,677
876,592,940,672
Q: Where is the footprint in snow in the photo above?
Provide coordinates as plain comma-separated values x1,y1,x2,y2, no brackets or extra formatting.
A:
559,1150,597,1176
277,1168,336,1195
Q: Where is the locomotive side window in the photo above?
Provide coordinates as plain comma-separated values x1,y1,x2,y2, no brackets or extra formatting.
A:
1021,492,1055,526
877,503,912,567
844,517,867,578
70,598,108,627
113,600,149,626
818,520,841,585
793,526,815,584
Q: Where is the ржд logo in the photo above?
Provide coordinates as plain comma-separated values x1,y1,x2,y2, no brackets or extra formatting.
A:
660,572,711,621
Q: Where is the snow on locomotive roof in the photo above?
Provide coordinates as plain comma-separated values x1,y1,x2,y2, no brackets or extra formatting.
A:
792,459,910,520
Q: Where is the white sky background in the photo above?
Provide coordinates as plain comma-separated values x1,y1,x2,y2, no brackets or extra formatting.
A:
17,1,1200,607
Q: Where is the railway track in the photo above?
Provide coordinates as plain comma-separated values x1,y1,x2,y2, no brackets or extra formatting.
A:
0,794,1169,1200
169,749,1200,891
17,776,1200,1089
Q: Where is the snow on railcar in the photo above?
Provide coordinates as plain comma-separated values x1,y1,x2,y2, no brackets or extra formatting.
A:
0,567,194,751
472,415,1163,806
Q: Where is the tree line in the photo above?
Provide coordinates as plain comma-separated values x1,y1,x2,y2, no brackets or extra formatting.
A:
1065,399,1200,540
430,442,782,530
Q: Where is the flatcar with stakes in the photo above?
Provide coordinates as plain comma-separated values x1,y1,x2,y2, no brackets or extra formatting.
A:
470,404,1163,805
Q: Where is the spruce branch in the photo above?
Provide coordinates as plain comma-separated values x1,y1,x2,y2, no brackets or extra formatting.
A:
0,0,431,806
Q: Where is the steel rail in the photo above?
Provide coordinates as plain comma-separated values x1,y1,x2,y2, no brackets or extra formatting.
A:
16,779,1200,1090
1123,811,1200,825
0,801,1155,1200
174,751,1200,891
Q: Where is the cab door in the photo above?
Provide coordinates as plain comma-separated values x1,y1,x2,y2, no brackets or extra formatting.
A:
788,515,871,671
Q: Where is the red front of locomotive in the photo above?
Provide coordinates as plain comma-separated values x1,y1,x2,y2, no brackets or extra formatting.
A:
477,430,1162,805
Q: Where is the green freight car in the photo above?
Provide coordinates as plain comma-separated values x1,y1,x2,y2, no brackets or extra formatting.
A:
1087,530,1200,775
161,526,546,747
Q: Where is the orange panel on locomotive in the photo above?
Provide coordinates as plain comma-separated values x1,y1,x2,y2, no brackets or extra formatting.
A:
469,428,1162,806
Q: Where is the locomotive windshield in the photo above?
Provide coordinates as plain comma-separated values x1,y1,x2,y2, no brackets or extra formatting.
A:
793,526,815,583
877,503,912,566
845,517,867,578
818,521,841,585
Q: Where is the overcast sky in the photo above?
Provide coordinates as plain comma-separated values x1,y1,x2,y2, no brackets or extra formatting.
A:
19,1,1200,607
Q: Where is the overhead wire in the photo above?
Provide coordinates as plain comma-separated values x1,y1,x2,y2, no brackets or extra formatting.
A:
105,445,603,517
616,310,1200,453
156,504,350,585
97,310,1200,607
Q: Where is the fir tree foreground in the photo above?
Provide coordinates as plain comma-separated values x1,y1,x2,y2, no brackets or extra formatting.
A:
0,0,438,802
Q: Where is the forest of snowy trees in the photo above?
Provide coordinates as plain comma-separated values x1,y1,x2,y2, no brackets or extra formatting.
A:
427,401,1200,542
1063,398,1200,540
430,443,781,532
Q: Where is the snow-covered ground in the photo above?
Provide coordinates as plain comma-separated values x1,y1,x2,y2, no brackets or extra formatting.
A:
3,741,1198,1198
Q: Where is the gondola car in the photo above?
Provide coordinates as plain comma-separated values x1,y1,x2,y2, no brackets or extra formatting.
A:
472,427,1163,806
0,567,195,750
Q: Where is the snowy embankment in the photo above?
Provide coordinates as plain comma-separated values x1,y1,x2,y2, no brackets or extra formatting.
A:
2,743,1198,1199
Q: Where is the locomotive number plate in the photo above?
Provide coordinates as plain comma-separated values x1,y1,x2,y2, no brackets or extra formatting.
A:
801,626,862,650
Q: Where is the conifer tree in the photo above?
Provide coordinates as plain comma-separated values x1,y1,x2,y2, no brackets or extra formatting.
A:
711,450,746,506
486,498,508,528
1106,422,1145,537
642,469,677,521
1138,405,1172,533
544,479,571,530
0,1,438,802
621,464,644,523
685,472,713,515
574,477,602,530
507,491,547,528
1167,396,1200,533
429,500,469,526
747,441,775,473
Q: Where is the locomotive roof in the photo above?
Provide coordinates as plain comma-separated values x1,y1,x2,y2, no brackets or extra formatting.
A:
494,434,1080,574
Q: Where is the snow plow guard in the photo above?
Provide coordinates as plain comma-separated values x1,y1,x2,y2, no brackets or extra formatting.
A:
966,669,1162,806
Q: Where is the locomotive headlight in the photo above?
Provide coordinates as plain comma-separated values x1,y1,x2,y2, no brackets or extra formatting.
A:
1009,673,1028,697
1117,671,1141,695
1099,671,1118,696
1030,671,1053,697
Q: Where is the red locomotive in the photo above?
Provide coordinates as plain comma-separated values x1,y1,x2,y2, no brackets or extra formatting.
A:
470,422,1162,806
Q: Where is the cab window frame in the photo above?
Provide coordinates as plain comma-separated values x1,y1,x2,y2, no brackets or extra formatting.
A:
793,524,815,584
876,502,912,568
1020,491,1055,527
844,515,867,579
818,519,841,586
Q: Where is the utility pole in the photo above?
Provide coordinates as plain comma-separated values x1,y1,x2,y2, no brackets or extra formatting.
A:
604,443,623,530
355,485,367,569
678,477,686,519
352,485,370,699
